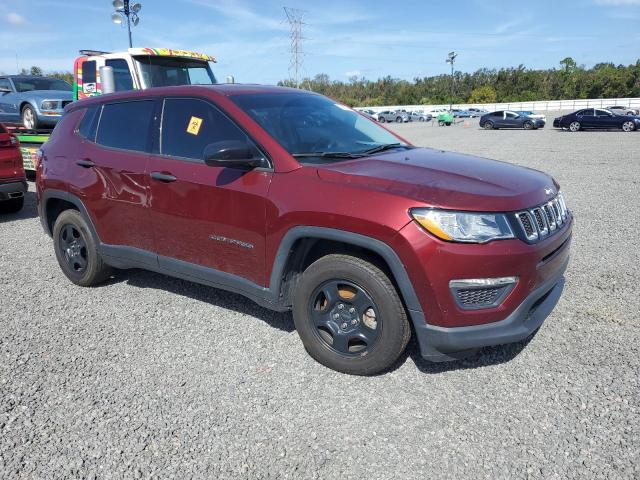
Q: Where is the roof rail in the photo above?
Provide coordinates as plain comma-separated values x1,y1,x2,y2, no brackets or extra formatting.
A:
79,49,111,56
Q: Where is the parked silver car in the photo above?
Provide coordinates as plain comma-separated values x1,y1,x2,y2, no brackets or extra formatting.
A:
377,110,409,123
408,111,433,122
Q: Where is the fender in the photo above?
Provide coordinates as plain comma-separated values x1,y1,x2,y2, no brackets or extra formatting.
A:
268,226,427,329
40,191,428,333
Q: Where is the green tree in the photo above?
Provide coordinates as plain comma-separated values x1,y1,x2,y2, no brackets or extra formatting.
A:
30,66,43,76
468,85,497,103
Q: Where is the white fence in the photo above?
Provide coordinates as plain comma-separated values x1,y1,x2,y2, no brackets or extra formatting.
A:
360,97,640,113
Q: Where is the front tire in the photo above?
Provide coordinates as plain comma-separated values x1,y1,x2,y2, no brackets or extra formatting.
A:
395,116,403,123
53,209,112,287
293,254,411,375
569,121,581,132
622,121,635,132
379,117,386,123
523,121,534,130
21,105,39,130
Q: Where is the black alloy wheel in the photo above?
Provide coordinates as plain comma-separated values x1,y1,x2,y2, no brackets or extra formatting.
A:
308,280,380,356
59,223,88,274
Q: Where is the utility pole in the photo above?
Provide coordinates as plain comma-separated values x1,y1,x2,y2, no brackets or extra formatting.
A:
284,7,306,88
446,51,457,112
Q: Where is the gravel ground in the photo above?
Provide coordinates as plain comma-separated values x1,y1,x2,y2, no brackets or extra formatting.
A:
1,116,638,479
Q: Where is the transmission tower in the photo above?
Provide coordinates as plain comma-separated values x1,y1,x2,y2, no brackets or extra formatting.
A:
283,7,306,88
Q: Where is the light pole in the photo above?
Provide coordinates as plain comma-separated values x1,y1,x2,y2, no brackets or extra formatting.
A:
111,0,142,48
446,51,457,112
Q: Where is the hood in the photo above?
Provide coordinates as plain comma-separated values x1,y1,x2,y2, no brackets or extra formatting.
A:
315,147,559,212
21,90,73,101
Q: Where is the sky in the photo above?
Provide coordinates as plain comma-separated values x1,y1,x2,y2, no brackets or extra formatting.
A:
0,0,639,84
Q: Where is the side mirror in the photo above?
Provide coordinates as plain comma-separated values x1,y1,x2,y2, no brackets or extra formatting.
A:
203,140,264,169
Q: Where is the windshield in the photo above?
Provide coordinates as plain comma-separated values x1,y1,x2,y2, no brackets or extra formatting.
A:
134,56,217,88
13,77,72,92
229,92,406,161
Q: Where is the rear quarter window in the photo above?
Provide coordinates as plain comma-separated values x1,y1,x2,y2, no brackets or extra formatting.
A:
77,106,100,141
96,100,155,153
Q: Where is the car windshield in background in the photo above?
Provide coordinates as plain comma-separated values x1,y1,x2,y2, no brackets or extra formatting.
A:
229,92,407,162
134,56,217,87
13,78,72,92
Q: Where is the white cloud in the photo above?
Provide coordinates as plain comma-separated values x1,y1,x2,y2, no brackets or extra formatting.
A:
6,12,27,25
345,70,362,77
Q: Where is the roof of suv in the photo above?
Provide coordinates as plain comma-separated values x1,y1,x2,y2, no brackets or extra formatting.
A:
66,84,315,112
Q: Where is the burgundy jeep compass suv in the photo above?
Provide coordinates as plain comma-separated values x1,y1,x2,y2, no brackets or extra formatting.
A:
37,85,572,375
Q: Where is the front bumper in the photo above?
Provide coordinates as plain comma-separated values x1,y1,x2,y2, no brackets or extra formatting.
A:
0,179,27,200
413,255,568,361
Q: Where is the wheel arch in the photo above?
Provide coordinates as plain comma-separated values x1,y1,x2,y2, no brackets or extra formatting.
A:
270,227,425,326
41,189,99,243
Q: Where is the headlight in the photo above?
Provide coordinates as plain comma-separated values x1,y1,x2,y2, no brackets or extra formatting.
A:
410,208,515,243
41,101,59,110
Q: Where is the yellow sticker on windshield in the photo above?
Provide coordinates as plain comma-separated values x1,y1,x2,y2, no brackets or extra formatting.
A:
187,116,203,135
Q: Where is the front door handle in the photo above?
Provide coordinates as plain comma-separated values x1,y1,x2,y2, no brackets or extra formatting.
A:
76,159,95,168
150,171,177,183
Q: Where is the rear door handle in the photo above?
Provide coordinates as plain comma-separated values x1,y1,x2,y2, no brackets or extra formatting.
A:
150,171,177,183
76,159,95,168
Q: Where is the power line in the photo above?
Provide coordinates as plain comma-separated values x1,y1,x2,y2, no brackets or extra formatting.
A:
283,7,306,88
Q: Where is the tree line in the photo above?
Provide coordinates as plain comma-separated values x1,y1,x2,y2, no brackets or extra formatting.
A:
279,58,640,106
7,57,640,107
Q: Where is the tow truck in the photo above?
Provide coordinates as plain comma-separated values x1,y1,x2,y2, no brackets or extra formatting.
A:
11,47,218,173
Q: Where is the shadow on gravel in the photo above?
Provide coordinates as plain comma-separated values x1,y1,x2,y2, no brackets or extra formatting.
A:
110,269,295,333
400,331,536,374
0,191,38,223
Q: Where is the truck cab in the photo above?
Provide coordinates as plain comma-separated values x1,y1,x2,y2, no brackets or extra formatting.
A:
73,47,218,100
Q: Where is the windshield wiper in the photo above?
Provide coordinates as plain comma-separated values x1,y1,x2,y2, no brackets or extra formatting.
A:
358,143,411,155
292,151,366,159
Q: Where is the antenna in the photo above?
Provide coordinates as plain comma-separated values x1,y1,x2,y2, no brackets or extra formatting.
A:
283,7,306,88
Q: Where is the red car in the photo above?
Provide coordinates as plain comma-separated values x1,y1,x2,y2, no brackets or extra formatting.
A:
37,85,572,375
0,123,27,213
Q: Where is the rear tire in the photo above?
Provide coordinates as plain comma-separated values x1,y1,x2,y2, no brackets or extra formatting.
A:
395,116,403,123
53,209,112,287
569,121,581,132
293,254,411,375
379,117,386,123
483,121,494,130
0,197,24,213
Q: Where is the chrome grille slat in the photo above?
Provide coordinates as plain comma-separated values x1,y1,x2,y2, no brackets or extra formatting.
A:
515,194,569,243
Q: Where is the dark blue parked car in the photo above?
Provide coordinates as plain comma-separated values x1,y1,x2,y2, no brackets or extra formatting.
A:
480,110,545,130
0,75,73,130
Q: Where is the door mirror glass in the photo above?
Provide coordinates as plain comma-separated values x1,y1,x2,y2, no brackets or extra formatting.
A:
203,140,263,169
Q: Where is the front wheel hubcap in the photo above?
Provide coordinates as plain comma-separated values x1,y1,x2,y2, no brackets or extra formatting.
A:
623,122,633,132
309,280,380,356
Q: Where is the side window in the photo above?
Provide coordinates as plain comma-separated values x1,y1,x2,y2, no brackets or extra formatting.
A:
161,98,260,161
595,109,609,117
96,100,154,152
105,59,134,92
579,109,593,116
82,61,97,84
77,106,100,141
0,78,12,91
506,112,518,119
492,111,503,117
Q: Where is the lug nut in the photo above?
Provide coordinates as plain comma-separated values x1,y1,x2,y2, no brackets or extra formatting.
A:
333,314,340,319
337,304,344,310
341,322,348,329
349,308,355,314
351,319,357,325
